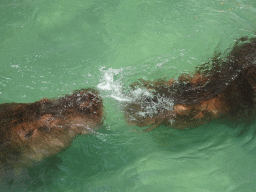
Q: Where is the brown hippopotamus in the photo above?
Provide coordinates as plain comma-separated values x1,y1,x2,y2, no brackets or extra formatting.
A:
124,35,256,131
0,88,103,169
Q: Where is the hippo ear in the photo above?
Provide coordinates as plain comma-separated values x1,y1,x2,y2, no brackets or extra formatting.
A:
17,126,35,140
24,130,35,139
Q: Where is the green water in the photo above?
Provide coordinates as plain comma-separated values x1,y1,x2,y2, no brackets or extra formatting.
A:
1,0,256,191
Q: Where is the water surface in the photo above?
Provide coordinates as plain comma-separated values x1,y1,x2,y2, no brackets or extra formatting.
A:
1,0,256,191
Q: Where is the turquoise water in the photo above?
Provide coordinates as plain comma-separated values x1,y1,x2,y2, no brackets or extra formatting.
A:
1,0,256,191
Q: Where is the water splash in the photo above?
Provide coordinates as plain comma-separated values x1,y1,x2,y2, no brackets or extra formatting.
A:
97,67,174,118
97,67,130,101
97,67,155,102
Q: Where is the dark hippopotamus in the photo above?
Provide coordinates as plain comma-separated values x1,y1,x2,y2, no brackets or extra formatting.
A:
0,88,104,169
124,36,256,131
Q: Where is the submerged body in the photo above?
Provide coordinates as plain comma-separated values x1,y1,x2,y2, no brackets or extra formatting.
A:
0,89,103,169
124,36,256,131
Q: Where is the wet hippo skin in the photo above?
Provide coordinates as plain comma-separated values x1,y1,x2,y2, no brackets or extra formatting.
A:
124,36,256,132
0,88,104,169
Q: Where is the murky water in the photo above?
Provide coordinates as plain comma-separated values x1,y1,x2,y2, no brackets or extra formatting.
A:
1,0,256,191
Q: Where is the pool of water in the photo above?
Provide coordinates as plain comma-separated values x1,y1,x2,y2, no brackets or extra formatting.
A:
1,0,256,191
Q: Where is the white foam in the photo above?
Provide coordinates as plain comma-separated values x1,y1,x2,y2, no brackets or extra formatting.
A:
97,67,131,101
97,66,175,118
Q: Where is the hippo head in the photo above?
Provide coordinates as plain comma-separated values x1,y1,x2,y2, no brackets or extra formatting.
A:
0,89,104,168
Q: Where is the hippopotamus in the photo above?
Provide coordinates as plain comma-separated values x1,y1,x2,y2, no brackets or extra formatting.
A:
124,36,256,131
0,88,104,169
